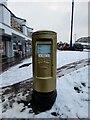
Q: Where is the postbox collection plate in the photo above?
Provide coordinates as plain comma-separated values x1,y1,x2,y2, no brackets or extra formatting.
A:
35,42,52,78
37,44,51,58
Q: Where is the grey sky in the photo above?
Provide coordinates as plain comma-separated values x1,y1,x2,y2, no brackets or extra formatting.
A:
7,0,88,43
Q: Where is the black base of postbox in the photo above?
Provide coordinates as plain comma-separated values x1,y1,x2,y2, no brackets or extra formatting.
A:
31,89,57,112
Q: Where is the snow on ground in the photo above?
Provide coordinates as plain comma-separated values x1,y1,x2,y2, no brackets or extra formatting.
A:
1,65,88,118
0,50,88,87
57,50,88,68
0,50,89,118
0,58,32,87
34,66,88,118
56,66,88,118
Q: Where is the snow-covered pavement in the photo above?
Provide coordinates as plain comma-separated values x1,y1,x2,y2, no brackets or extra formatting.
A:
0,50,89,118
0,58,32,88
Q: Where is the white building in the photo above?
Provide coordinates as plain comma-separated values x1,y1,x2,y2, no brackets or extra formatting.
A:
0,0,7,6
0,0,33,58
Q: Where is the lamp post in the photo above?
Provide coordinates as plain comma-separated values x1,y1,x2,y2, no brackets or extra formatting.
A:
70,0,74,49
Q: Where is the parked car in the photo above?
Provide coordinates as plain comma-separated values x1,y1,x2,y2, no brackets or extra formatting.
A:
57,42,64,50
62,43,69,50
72,43,83,51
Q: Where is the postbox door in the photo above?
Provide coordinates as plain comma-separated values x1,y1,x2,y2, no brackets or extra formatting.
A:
36,43,52,77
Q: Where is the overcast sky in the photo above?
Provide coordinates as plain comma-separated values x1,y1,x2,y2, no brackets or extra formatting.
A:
7,0,88,43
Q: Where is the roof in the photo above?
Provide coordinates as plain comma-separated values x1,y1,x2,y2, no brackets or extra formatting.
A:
0,4,26,22
0,3,33,31
76,37,90,43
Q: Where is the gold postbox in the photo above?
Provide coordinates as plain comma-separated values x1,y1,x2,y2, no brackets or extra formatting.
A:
32,30,57,93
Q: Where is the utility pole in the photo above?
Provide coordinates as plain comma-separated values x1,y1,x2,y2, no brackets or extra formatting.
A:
70,0,74,49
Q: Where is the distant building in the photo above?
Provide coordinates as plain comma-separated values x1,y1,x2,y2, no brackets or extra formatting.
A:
0,0,33,58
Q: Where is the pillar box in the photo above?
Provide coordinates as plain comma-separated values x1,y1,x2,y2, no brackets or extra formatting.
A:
32,30,57,111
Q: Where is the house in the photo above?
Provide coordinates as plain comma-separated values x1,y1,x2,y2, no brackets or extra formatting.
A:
0,0,33,59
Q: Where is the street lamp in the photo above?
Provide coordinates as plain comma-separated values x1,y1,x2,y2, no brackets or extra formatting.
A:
70,0,74,49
